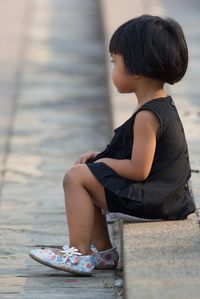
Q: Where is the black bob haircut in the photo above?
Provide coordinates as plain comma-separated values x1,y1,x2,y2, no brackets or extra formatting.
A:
109,15,188,84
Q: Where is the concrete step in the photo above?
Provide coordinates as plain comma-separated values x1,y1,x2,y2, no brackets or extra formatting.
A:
123,214,200,299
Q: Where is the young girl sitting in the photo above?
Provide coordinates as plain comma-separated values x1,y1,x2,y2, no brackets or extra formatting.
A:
29,15,196,276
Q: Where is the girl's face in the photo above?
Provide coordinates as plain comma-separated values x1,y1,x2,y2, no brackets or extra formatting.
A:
110,54,136,93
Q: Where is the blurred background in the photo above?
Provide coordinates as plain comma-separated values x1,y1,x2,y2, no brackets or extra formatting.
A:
0,0,111,189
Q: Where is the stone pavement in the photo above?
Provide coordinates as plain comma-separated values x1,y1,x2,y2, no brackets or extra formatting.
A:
0,0,28,191
100,0,200,298
0,0,122,298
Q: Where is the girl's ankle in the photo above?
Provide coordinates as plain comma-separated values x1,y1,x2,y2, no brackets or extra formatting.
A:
92,242,113,252
70,243,91,256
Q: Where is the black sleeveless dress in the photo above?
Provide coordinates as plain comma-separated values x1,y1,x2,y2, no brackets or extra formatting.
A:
87,96,196,220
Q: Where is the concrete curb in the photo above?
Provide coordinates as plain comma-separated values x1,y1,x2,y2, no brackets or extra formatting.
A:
123,213,200,299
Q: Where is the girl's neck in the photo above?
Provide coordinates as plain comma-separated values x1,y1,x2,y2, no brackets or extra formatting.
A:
134,79,167,108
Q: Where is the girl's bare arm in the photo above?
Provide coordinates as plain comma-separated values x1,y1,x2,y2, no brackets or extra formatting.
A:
94,111,160,181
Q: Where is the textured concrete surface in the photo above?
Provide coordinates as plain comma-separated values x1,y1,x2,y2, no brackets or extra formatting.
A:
123,214,200,299
0,0,28,190
0,0,122,298
100,0,200,298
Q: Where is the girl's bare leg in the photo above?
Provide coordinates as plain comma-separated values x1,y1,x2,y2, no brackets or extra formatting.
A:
91,205,112,251
63,164,112,255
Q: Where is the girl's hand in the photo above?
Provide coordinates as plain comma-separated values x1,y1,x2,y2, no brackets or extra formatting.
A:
74,151,99,164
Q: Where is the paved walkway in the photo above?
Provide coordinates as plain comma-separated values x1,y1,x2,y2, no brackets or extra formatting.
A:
0,0,28,191
0,0,122,298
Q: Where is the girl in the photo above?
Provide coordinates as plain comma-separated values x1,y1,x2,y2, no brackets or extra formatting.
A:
29,15,196,276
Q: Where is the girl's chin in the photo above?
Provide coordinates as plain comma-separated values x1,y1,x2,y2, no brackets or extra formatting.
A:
117,88,134,94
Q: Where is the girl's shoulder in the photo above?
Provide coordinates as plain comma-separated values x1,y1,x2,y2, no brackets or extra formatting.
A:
113,95,178,140
136,96,175,113
135,95,178,121
133,95,181,138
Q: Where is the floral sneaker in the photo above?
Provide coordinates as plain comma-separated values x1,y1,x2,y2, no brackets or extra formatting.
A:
91,244,119,270
29,245,94,276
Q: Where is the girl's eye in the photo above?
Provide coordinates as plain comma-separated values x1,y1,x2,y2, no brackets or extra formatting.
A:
110,60,115,63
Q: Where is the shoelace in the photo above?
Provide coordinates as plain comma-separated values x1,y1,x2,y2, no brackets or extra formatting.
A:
59,244,82,257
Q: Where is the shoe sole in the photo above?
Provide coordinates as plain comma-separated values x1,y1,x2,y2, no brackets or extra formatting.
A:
29,252,92,276
95,264,118,270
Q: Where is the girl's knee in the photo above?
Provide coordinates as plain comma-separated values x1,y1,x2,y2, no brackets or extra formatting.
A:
63,164,87,190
